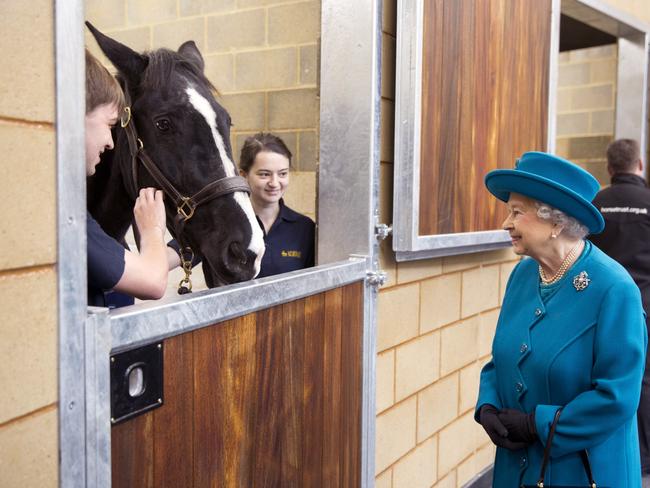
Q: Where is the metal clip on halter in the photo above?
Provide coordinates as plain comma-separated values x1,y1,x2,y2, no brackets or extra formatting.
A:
177,197,195,221
177,247,194,295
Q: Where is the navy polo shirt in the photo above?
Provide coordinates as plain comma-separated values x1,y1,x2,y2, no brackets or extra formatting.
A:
258,200,315,278
87,213,133,308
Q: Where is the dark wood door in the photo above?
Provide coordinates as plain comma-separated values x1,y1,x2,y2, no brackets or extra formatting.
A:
419,0,552,235
111,281,364,488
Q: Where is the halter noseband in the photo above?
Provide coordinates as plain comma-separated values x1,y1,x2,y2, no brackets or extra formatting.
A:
119,85,251,293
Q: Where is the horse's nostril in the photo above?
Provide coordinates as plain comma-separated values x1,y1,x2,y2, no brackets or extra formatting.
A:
229,241,248,265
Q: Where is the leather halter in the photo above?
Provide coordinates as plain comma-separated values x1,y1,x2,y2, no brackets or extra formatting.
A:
119,84,251,293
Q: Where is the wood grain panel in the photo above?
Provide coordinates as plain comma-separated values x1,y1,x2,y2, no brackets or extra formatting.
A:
153,333,194,488
419,0,551,235
112,282,364,487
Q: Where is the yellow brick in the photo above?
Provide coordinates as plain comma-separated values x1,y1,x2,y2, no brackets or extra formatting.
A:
461,265,499,317
180,0,237,16
235,47,297,91
499,260,518,305
438,412,479,476
0,123,55,270
268,2,320,45
571,84,613,110
459,361,482,414
440,316,479,376
397,257,443,285
478,310,499,358
207,10,265,52
393,436,438,488
300,45,318,86
86,0,126,30
557,112,590,137
395,332,440,401
442,248,513,273
376,397,417,474
282,171,316,217
377,284,420,351
590,109,615,134
383,0,397,36
153,17,206,52
381,98,395,163
420,273,461,333
0,409,57,487
417,373,458,441
268,88,318,130
0,268,57,423
205,53,235,93
382,33,396,100
127,0,176,24
297,130,318,171
1,0,54,122
379,239,398,288
569,44,615,62
457,443,495,487
558,62,590,87
377,350,395,413
221,92,265,132
590,58,617,83
376,469,393,488
556,88,571,112
432,470,456,488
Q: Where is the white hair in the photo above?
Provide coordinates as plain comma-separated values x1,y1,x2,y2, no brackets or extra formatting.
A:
534,201,589,239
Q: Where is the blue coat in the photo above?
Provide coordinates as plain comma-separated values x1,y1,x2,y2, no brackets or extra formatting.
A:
476,243,647,487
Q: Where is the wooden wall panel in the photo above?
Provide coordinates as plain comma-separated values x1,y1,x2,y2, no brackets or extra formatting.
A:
419,0,551,235
111,282,364,487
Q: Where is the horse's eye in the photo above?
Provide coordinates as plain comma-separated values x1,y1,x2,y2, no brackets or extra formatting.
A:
155,118,171,132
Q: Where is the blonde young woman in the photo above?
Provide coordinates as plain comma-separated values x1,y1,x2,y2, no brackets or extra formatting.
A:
476,152,646,487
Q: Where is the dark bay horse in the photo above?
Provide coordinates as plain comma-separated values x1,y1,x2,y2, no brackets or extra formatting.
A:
86,23,264,289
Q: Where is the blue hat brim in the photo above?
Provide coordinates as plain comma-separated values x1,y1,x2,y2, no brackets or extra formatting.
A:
485,169,605,234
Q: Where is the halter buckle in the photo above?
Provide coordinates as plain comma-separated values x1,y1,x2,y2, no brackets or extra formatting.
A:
177,197,195,221
120,106,132,128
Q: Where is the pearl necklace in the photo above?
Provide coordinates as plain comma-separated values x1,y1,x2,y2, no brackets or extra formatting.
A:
539,241,582,285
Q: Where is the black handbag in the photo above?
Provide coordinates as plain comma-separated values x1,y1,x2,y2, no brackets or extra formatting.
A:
522,408,607,488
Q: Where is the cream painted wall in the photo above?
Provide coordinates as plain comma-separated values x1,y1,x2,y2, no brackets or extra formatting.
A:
0,1,58,486
601,0,650,25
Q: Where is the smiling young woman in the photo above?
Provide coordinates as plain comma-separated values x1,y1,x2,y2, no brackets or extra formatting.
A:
239,133,315,278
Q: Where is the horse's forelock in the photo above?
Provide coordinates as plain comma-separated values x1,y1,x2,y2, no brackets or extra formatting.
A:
140,49,217,95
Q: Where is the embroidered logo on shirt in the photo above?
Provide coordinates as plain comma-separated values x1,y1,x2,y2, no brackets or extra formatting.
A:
281,250,302,258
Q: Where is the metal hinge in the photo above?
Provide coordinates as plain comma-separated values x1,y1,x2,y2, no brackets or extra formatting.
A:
375,223,392,241
367,270,388,288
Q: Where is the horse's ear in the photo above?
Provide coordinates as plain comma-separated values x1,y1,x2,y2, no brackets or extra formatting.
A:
178,41,205,73
85,21,147,86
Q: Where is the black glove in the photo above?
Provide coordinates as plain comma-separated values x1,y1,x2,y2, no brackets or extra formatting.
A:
479,404,528,451
497,408,537,445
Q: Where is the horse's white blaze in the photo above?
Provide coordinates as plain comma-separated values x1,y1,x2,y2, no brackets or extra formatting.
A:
186,87,265,275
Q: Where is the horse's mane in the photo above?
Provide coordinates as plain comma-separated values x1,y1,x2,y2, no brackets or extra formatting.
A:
140,48,217,95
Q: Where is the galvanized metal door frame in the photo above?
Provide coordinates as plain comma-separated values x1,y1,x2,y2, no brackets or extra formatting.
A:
57,0,382,487
392,0,650,262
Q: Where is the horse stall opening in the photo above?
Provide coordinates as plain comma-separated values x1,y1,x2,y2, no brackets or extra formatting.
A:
59,0,382,487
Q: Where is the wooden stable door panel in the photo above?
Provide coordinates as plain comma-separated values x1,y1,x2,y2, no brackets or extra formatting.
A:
112,281,364,488
419,0,551,235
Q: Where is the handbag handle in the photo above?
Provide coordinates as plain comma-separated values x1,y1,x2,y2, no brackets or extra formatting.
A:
536,408,597,488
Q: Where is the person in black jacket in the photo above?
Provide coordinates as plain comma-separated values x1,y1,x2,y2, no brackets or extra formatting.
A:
589,138,650,482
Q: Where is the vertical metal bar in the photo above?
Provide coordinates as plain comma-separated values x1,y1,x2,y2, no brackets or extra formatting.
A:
547,0,561,153
55,1,87,487
616,33,650,160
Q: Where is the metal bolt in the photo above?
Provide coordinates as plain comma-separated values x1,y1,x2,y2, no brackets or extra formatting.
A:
158,398,162,404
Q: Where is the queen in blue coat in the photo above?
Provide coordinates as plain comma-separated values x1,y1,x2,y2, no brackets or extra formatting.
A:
476,152,647,487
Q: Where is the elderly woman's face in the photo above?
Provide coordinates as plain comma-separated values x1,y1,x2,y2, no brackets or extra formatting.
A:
502,193,555,256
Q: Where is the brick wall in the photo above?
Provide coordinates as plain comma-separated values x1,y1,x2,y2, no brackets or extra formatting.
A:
376,1,519,486
86,0,320,294
0,1,58,486
555,44,617,185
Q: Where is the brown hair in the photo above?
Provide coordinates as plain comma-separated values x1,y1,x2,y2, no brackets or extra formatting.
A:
607,138,640,174
239,132,292,173
85,49,125,114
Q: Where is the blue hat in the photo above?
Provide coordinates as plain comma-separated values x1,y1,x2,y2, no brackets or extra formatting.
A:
484,151,604,234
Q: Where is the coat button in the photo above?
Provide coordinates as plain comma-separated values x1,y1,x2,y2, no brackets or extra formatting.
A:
515,382,523,392
520,343,528,353
534,308,542,316
519,456,527,467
